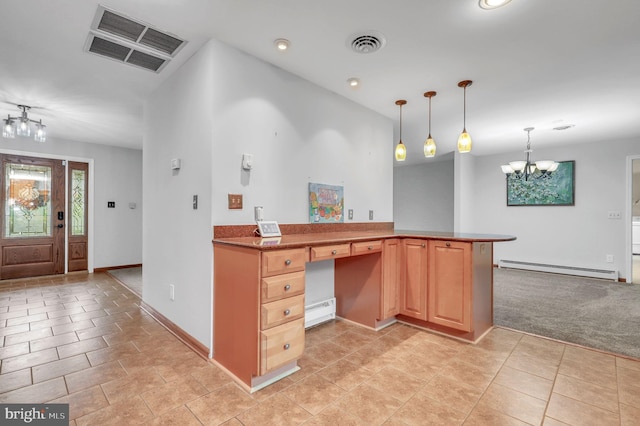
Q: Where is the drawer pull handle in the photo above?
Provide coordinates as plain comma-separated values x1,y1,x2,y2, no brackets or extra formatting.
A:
421,243,426,248
331,250,337,255
446,242,451,247
284,284,291,291
368,246,373,250
283,343,290,350
285,259,292,265
284,309,291,316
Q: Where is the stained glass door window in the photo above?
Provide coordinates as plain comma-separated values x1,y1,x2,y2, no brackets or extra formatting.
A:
4,163,52,237
71,169,86,236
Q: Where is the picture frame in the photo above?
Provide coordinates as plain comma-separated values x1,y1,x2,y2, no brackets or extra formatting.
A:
507,160,575,206
256,220,282,237
309,182,344,223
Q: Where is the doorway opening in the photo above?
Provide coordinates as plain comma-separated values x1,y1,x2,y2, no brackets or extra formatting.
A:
0,154,89,280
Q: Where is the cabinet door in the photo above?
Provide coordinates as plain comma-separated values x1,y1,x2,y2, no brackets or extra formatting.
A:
380,239,401,319
428,240,472,332
400,239,428,320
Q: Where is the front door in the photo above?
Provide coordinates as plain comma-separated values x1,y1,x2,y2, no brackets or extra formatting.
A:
0,155,65,279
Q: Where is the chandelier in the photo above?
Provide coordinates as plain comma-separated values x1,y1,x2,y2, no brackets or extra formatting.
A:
2,105,47,143
500,127,558,180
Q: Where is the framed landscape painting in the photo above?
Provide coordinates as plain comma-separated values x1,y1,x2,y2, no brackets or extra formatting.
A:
507,160,575,206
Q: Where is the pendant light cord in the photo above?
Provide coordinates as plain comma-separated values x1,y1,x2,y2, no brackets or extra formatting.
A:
399,104,403,141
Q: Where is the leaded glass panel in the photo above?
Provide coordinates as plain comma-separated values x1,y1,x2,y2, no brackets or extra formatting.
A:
71,169,86,236
5,163,52,237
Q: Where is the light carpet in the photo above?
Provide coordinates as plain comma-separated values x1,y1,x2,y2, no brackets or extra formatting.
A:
107,267,142,297
494,267,640,359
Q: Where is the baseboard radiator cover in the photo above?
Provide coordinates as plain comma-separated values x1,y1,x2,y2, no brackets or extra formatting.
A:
305,297,336,329
498,259,618,281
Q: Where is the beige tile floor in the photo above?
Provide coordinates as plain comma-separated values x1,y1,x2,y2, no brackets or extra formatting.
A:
1,272,640,425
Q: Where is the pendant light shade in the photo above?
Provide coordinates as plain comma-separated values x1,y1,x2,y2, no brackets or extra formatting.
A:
395,100,407,161
457,80,473,153
423,91,436,157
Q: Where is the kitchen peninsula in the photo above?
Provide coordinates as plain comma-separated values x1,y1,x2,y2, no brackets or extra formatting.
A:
212,223,515,392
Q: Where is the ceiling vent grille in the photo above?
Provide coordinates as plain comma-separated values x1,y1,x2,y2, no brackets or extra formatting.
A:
348,31,386,54
84,6,186,73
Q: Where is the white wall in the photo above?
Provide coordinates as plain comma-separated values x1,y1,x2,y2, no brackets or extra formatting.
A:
393,154,454,231
467,137,640,279
0,137,142,269
209,42,393,225
143,38,393,352
143,41,214,349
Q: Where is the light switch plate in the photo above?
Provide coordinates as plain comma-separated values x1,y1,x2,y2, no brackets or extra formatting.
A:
228,194,243,209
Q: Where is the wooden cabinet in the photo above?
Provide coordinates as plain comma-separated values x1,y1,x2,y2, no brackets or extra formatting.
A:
258,249,306,375
213,245,306,391
380,239,400,320
214,233,500,390
428,240,471,332
399,239,428,321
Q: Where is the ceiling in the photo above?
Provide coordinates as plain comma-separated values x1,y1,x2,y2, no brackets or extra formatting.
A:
1,0,638,164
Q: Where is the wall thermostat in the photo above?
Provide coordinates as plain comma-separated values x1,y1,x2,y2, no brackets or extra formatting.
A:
171,158,181,170
256,221,281,237
242,154,253,170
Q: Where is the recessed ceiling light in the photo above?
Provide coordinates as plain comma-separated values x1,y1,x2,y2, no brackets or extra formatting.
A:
347,77,360,88
274,38,290,51
478,0,512,10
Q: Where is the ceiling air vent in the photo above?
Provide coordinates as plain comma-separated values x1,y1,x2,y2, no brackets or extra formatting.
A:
348,31,386,54
84,5,186,73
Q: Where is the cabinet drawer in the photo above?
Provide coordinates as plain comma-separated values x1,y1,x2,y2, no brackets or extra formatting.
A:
309,244,351,262
261,294,305,330
261,271,305,303
262,248,307,277
351,240,382,256
260,318,305,374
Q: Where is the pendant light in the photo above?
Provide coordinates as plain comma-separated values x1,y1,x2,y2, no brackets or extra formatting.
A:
501,127,559,180
423,91,437,157
394,99,407,161
457,80,473,153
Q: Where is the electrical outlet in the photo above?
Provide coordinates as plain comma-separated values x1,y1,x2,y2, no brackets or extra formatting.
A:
107,201,115,208
169,284,175,301
606,254,614,263
369,210,374,220
607,211,621,219
348,209,353,220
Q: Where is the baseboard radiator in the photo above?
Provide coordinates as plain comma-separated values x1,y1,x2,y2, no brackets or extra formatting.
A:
498,259,618,281
305,297,336,329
